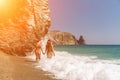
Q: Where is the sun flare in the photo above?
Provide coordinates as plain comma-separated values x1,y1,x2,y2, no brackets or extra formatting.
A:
0,0,18,19
0,0,6,7
0,0,29,21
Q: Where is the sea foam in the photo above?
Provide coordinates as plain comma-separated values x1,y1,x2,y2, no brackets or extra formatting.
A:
27,51,120,80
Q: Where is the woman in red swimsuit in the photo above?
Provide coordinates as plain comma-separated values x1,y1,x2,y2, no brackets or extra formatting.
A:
45,39,55,58
35,40,44,61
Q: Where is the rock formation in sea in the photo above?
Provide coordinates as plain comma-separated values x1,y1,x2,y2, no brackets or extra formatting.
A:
0,0,50,56
78,35,85,45
48,30,78,45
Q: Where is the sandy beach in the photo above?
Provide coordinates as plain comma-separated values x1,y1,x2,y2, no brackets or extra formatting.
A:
0,51,57,80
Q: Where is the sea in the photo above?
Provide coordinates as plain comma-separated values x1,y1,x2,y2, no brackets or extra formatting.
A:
27,45,120,80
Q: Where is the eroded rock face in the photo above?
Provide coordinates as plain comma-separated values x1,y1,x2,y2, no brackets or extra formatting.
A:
48,30,78,45
0,0,50,56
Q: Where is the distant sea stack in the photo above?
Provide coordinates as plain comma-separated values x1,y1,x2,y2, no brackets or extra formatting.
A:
48,30,78,45
78,35,85,45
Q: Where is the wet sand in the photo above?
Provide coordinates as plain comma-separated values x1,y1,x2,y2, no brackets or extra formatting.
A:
0,51,57,80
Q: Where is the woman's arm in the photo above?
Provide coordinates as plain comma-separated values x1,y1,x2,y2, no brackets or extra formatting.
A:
44,46,48,55
51,45,55,56
41,47,44,54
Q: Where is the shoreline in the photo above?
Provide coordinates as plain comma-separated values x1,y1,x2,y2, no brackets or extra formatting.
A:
0,51,57,80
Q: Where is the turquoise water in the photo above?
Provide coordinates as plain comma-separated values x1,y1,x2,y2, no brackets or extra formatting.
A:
28,45,120,80
54,45,120,60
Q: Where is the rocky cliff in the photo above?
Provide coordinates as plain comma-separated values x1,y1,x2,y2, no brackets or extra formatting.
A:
0,0,50,56
48,30,78,45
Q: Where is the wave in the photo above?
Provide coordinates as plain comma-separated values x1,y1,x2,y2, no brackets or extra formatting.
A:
26,51,120,80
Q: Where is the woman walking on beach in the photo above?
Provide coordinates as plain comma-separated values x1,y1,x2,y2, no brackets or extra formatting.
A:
35,40,44,61
45,39,55,58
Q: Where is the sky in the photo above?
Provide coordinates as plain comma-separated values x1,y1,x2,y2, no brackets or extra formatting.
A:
48,0,120,44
